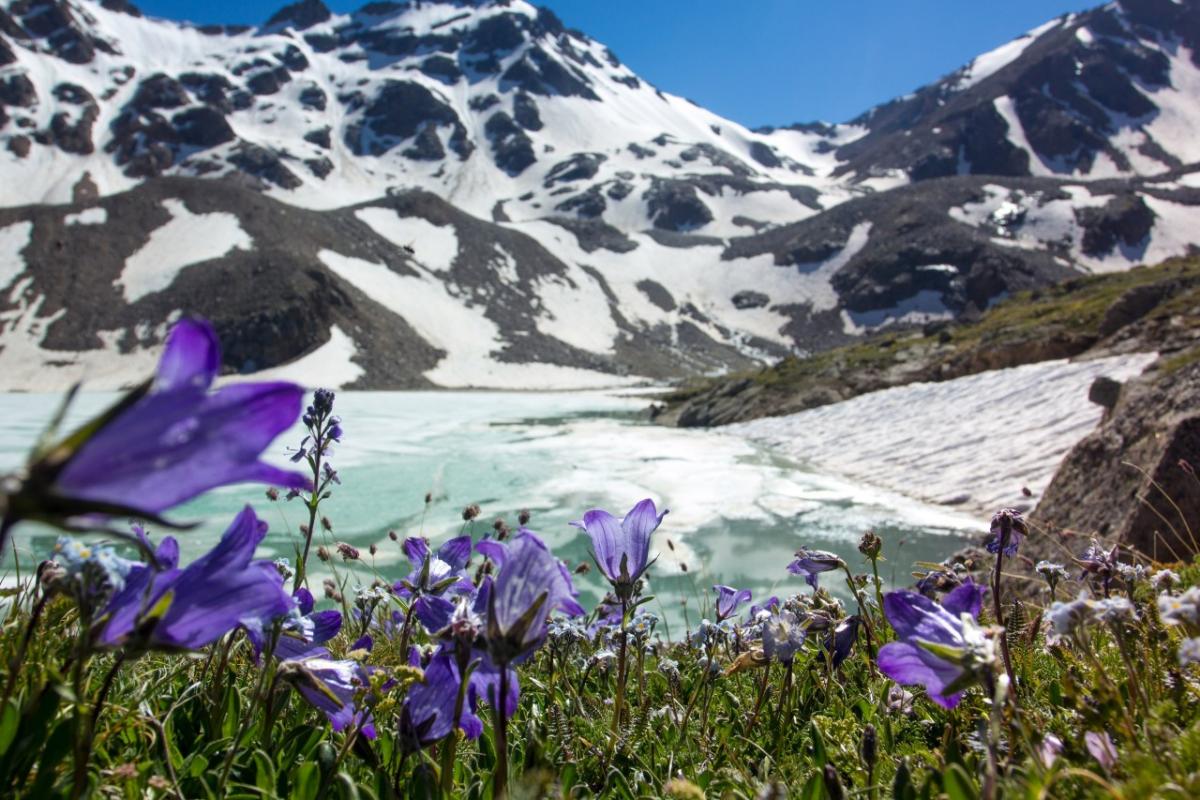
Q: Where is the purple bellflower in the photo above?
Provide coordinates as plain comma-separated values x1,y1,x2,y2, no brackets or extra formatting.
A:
285,656,378,739
822,616,862,668
478,529,584,665
985,508,1028,556
714,585,752,622
94,506,294,654
273,587,343,661
394,535,474,633
399,648,484,754
787,547,846,590
3,319,309,548
760,607,807,665
570,499,667,600
876,580,992,708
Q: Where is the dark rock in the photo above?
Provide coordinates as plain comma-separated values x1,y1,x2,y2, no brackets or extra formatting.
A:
247,67,292,96
228,144,303,189
304,33,338,52
749,141,781,168
179,73,237,113
464,12,526,54
0,73,38,107
732,290,770,310
0,38,14,67
264,0,331,32
501,46,599,100
132,74,189,109
1032,358,1200,559
678,143,753,177
419,55,461,84
469,93,500,112
173,106,234,148
1077,194,1156,257
627,142,655,159
484,111,535,175
275,44,309,72
52,82,92,105
1088,375,1122,409
554,185,606,218
7,134,30,157
304,126,331,149
50,104,98,154
513,92,542,131
544,152,606,186
71,172,98,203
637,279,676,311
645,179,713,231
606,181,633,200
345,80,460,156
546,217,637,253
100,0,142,14
402,124,445,161
306,157,333,178
1098,281,1174,336
298,85,327,111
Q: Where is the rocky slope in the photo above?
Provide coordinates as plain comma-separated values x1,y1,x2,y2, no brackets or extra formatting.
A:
655,256,1200,427
0,0,1198,387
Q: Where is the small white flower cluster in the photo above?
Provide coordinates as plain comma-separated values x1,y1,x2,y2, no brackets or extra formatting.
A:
1044,591,1137,642
1159,586,1200,630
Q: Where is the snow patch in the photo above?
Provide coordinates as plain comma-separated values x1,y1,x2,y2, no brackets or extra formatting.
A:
354,208,458,273
117,200,252,303
319,250,639,389
535,270,618,354
64,207,108,226
730,353,1158,514
841,290,954,334
0,222,33,292
956,19,1059,90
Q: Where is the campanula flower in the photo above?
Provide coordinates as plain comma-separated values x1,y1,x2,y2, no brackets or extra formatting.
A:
714,585,752,622
985,508,1027,556
2,319,309,547
876,580,992,708
570,499,667,600
93,506,293,654
787,547,845,590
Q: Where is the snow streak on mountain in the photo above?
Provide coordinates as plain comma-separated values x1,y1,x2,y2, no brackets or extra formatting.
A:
0,0,1197,389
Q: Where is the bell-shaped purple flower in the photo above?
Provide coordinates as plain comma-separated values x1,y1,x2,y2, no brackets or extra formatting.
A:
876,580,992,708
285,656,378,739
570,499,667,599
985,508,1028,556
479,529,584,665
787,547,845,590
714,585,752,622
394,535,474,634
822,616,861,668
94,506,294,653
273,587,343,661
5,319,310,546
399,648,483,753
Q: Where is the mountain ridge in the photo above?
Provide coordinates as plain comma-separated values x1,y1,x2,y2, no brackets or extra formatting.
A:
0,0,1197,389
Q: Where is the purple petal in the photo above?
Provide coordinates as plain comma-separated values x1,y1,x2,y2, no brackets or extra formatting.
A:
153,318,219,392
877,641,965,709
294,588,315,617
576,509,624,582
620,499,666,577
437,535,472,570
403,537,430,566
942,579,985,620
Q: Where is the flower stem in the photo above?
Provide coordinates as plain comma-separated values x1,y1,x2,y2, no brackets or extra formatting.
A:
493,663,510,800
1,590,48,707
611,596,628,735
991,549,1017,695
439,652,472,796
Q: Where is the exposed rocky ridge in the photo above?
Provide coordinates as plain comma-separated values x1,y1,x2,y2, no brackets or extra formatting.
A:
655,256,1200,428
0,0,1198,387
0,177,772,389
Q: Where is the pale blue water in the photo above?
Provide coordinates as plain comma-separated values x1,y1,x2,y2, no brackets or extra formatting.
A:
0,390,976,635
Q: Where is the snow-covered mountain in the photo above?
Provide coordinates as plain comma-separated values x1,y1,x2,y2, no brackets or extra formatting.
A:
0,0,1197,389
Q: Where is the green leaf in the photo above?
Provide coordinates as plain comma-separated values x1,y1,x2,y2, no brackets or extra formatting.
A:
942,764,979,800
0,700,18,756
808,720,828,765
893,758,915,800
798,772,823,800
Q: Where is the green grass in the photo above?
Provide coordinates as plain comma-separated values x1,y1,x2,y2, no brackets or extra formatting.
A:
3,531,1200,798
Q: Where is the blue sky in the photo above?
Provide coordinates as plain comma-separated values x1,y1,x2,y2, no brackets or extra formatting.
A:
133,0,1096,127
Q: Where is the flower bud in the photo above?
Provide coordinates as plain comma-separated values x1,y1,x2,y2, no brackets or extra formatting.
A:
858,531,882,559
517,508,531,526
462,503,481,521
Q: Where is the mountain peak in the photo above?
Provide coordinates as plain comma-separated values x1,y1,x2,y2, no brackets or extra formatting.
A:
263,0,331,32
